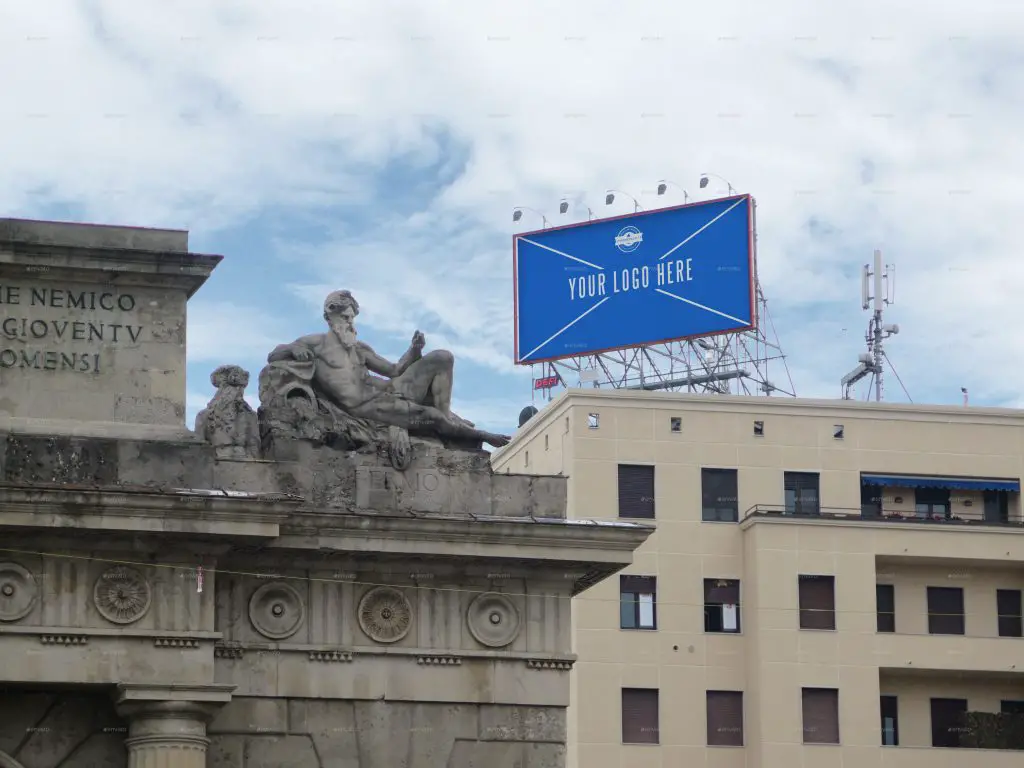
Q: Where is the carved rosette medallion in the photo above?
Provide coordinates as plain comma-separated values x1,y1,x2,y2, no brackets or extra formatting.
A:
467,592,521,648
0,562,38,622
358,586,413,643
249,582,305,640
94,566,151,625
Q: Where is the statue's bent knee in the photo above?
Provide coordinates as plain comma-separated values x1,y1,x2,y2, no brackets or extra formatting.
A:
424,349,454,367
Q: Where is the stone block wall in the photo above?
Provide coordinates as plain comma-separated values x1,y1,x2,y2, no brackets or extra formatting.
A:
208,699,566,768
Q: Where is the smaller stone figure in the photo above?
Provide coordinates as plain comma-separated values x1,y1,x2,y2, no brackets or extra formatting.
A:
195,365,260,459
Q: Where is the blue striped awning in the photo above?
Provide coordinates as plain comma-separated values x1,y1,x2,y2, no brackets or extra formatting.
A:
861,474,1020,493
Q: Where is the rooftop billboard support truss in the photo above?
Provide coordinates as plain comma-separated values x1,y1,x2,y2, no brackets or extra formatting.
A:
532,280,795,398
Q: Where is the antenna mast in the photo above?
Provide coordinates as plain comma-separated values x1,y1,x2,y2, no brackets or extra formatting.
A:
842,249,902,401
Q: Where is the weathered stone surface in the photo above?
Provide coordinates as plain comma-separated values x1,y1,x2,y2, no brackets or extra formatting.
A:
206,699,566,768
3,434,119,485
196,365,260,459
0,218,219,431
0,691,126,767
257,289,510,454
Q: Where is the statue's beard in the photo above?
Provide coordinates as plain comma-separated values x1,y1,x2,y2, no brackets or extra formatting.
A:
329,322,357,347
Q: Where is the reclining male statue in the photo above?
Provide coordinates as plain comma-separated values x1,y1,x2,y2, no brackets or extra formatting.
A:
258,290,510,449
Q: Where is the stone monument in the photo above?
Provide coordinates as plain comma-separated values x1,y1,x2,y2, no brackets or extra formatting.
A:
0,218,652,768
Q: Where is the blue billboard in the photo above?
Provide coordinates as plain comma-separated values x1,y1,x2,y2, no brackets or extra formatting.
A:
513,195,756,365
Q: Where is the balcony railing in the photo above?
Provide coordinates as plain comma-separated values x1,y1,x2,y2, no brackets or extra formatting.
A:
743,504,1024,528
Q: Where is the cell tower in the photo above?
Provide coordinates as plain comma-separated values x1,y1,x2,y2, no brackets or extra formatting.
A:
840,249,909,402
522,193,796,402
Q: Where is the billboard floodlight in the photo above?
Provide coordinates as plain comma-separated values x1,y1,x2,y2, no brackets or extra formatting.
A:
512,209,523,222
559,201,569,214
605,193,615,205
657,183,667,195
700,173,737,195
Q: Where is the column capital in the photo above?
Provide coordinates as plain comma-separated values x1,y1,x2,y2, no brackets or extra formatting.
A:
114,682,236,717
114,683,236,767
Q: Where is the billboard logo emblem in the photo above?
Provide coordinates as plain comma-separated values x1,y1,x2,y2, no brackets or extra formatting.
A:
614,226,643,253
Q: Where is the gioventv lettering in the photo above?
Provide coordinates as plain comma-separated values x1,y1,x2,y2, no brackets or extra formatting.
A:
1,318,142,343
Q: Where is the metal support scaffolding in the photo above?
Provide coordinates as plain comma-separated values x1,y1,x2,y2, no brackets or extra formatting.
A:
532,280,795,399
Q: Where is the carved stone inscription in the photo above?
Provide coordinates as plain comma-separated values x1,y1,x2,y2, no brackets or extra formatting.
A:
355,466,448,513
0,284,145,374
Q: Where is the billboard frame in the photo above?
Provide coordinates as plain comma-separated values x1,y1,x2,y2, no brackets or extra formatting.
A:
512,193,758,366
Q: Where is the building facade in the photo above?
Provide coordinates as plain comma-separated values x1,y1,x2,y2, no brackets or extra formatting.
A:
492,389,1024,768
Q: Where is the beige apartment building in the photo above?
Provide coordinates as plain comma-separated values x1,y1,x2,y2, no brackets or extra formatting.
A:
492,389,1024,768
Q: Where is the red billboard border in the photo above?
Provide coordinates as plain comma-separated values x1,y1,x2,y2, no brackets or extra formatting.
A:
512,193,758,366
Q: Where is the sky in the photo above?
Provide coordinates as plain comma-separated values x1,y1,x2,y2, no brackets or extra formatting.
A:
2,1,1023,437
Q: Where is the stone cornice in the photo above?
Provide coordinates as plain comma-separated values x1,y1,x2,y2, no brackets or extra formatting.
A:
278,511,652,556
0,238,222,299
0,483,298,538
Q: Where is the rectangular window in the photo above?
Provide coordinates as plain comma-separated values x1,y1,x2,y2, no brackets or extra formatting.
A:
880,695,899,746
927,587,965,635
619,576,657,630
802,688,840,744
1001,700,1024,715
984,490,1010,523
861,483,882,518
701,468,739,522
621,688,659,744
784,472,820,516
706,691,744,746
915,487,951,519
618,464,655,519
930,698,967,748
876,584,895,633
704,579,741,633
799,575,836,630
997,589,1023,637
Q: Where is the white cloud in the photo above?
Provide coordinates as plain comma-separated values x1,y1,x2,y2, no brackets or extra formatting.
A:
186,301,281,365
4,1,1024,410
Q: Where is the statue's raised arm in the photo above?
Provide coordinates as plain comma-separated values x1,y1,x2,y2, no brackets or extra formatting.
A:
257,290,510,452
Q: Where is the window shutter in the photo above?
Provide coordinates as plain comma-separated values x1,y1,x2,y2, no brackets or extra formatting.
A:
618,465,655,519
927,587,964,634
621,576,656,593
707,691,744,746
802,688,839,744
704,579,740,604
784,472,819,492
701,468,739,521
622,688,659,744
997,589,1022,637
876,584,896,633
799,575,835,630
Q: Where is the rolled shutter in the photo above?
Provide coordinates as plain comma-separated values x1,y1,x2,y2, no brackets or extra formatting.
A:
618,465,655,519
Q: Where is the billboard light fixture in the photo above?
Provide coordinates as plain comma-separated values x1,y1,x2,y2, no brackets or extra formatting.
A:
513,206,549,228
699,173,736,195
605,189,641,213
657,180,690,203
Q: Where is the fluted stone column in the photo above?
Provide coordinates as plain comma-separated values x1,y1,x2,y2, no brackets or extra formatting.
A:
115,684,234,768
